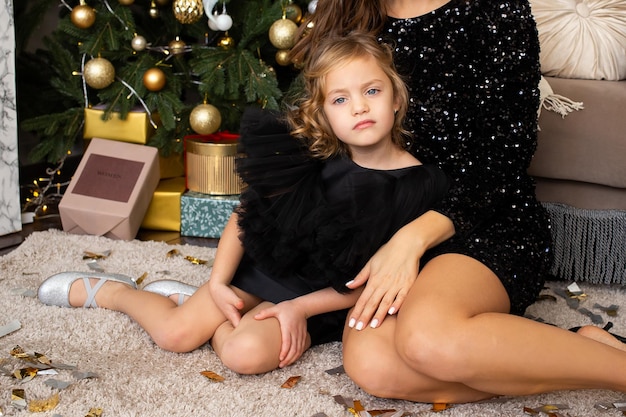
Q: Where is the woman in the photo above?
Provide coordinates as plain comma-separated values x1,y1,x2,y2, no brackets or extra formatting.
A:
290,0,626,403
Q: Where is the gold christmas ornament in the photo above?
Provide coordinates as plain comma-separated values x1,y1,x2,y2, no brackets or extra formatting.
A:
83,57,115,89
285,3,303,23
143,67,167,91
218,35,235,49
275,49,291,66
168,37,187,55
71,3,97,29
269,18,298,50
189,103,222,135
118,0,135,5
172,0,204,24
131,35,147,51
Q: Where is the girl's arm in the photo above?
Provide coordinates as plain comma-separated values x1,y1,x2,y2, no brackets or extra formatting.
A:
207,212,247,326
254,286,364,368
209,212,245,285
291,286,364,317
346,210,454,329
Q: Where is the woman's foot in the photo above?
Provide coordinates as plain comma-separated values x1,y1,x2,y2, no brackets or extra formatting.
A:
38,271,137,308
575,324,626,352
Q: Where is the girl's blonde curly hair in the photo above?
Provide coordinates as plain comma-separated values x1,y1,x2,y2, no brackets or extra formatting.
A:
286,31,410,159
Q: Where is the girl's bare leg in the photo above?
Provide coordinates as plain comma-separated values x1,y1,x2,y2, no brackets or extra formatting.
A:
344,254,626,403
211,301,312,375
68,280,261,353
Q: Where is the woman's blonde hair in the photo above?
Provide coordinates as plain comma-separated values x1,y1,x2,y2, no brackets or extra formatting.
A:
287,32,409,159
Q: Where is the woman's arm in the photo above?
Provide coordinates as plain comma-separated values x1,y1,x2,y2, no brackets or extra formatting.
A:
346,210,454,329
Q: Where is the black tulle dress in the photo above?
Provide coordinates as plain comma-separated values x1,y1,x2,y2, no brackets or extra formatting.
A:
379,0,553,315
230,108,449,345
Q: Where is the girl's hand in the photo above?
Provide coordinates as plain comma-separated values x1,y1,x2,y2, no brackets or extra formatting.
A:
254,300,309,368
346,238,421,330
208,281,245,327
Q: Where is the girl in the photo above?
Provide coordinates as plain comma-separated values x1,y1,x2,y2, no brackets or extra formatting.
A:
38,32,449,374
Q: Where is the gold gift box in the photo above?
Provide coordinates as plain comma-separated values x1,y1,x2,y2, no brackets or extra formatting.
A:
141,177,187,231
185,134,243,195
159,152,185,179
84,105,159,144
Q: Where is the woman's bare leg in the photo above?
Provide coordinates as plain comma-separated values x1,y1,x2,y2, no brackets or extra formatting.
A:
343,315,497,403
344,254,626,403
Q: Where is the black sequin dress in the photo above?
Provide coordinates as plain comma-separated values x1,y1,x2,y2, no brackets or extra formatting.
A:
231,108,449,344
380,0,552,315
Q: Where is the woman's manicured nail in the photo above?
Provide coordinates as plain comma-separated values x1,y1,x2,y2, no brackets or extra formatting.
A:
370,319,379,328
388,307,395,315
349,318,356,328
345,280,354,287
356,321,364,331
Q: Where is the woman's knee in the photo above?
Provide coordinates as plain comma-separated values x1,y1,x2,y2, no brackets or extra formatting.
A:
344,332,455,401
395,322,468,381
342,331,404,398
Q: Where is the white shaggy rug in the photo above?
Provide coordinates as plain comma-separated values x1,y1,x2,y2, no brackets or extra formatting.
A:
1,229,625,416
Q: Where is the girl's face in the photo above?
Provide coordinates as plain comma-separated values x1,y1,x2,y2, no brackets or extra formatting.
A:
322,55,399,154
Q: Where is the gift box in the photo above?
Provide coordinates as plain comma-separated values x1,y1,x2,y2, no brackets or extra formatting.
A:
185,133,243,195
141,176,186,231
84,104,159,144
59,138,160,240
180,191,239,238
159,152,185,179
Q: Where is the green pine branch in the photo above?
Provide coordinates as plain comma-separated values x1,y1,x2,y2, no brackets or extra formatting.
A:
18,0,307,163
21,108,85,163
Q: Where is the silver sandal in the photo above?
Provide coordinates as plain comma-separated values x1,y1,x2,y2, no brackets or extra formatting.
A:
38,271,138,308
143,280,198,306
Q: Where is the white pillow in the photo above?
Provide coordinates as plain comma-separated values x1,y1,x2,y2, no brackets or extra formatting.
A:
530,0,626,80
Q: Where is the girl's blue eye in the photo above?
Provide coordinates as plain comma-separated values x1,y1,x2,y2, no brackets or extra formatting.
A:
366,88,379,96
333,97,346,104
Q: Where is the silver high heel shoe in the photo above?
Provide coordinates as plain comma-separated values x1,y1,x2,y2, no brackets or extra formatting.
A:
143,280,197,306
38,271,138,308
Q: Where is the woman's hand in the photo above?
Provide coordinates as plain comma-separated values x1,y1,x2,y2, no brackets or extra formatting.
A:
208,281,245,327
346,211,454,330
254,300,309,368
346,237,421,330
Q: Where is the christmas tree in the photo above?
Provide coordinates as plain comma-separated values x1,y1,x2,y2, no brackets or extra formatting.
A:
16,0,309,165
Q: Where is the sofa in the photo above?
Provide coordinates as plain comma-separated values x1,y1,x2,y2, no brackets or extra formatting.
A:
527,0,626,284
529,77,626,284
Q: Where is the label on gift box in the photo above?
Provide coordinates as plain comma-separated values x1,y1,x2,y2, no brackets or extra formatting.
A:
73,154,145,202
